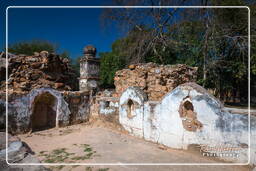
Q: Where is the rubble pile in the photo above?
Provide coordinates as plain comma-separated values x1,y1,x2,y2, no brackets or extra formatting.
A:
0,132,49,170
114,63,197,100
0,51,78,93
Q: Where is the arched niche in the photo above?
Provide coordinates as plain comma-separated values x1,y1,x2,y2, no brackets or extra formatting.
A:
179,98,203,132
30,92,57,131
127,99,135,119
28,88,71,131
119,86,147,137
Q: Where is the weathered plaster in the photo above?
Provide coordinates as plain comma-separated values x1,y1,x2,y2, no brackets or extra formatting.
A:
5,88,90,133
119,86,147,138
119,83,255,164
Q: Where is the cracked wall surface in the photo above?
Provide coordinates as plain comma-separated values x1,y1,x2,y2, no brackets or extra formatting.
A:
0,88,90,134
119,83,256,164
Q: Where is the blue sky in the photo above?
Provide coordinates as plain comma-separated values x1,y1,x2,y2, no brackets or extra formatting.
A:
0,0,121,59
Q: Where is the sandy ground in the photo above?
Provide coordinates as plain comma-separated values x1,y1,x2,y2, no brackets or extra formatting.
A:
17,122,250,171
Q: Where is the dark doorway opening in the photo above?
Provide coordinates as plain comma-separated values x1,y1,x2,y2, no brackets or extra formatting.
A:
31,92,57,131
127,99,135,119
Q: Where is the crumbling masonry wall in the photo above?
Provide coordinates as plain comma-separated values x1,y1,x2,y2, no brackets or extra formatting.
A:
0,50,90,133
114,63,197,101
63,91,90,124
0,51,78,93
89,89,119,124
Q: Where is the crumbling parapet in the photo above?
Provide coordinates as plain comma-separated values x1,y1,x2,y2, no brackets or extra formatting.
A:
0,51,78,93
79,45,100,92
114,63,197,101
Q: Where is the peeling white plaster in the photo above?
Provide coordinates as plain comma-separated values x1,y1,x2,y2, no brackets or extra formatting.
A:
119,83,255,164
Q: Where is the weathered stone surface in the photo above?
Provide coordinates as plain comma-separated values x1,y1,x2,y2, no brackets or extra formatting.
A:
119,86,148,138
0,100,5,131
39,51,48,58
0,132,49,171
83,45,97,57
0,87,91,134
0,132,20,150
79,45,100,91
0,51,78,93
87,89,120,125
0,53,6,83
63,91,90,124
114,63,197,101
119,83,256,164
1,88,69,133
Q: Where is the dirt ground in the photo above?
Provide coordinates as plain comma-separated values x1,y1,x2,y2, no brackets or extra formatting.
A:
17,121,250,171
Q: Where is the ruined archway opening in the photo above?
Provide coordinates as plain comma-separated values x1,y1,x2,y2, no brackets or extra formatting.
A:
127,99,135,119
30,92,57,131
179,99,202,132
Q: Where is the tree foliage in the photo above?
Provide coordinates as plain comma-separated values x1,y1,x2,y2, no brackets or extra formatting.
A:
99,42,125,88
101,0,256,104
8,40,57,55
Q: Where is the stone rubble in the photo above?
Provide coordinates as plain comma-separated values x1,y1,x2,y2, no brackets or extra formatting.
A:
114,63,197,100
0,51,78,93
0,132,49,171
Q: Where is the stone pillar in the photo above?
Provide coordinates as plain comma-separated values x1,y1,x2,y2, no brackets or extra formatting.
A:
79,45,100,91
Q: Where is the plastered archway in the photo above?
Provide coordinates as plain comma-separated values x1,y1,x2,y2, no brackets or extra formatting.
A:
119,86,147,137
28,88,71,130
30,92,57,131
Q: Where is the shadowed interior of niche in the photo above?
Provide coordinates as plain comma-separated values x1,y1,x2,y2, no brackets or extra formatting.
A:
127,99,135,119
30,92,57,131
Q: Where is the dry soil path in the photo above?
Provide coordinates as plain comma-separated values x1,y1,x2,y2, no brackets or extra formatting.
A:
18,124,249,171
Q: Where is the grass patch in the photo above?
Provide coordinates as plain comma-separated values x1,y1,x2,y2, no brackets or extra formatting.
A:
98,168,109,171
40,144,98,163
41,148,74,163
86,167,93,171
84,147,92,152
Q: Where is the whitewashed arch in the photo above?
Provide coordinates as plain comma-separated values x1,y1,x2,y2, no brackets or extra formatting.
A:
119,86,147,138
28,88,71,128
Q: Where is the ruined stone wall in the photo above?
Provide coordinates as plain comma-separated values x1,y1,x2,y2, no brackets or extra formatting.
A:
90,89,119,124
0,88,90,134
63,91,90,124
0,51,78,93
0,97,5,131
114,63,197,101
118,83,256,164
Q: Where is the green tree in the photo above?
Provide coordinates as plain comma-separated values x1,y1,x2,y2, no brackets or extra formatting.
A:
102,0,255,104
8,40,57,55
60,50,70,59
99,41,126,88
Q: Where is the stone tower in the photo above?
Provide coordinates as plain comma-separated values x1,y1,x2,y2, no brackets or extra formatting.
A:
79,45,100,91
